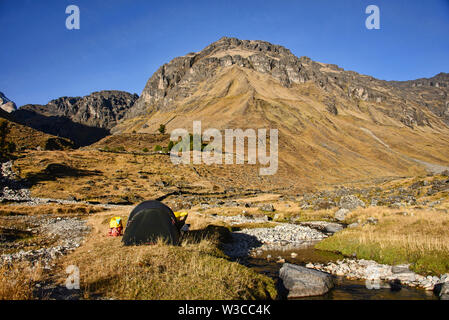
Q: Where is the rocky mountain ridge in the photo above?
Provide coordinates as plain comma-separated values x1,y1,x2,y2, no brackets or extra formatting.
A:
126,37,449,128
16,90,138,130
11,90,138,146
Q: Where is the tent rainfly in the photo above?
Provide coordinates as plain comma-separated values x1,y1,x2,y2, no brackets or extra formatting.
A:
122,200,181,246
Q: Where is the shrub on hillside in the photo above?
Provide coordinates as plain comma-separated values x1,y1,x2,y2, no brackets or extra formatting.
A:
158,124,166,134
167,140,174,151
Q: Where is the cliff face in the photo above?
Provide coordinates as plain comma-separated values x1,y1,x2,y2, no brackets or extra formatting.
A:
13,90,138,146
0,92,17,113
127,37,321,118
126,37,449,128
16,90,138,130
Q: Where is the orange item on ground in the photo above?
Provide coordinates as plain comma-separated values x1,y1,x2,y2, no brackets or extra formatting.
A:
108,227,123,237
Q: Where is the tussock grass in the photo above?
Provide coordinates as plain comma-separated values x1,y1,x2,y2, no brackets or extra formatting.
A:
230,222,277,231
316,207,449,275
0,262,43,300
57,211,277,300
291,208,335,222
0,204,106,216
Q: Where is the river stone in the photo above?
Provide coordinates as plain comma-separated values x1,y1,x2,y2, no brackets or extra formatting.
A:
392,264,411,274
324,223,344,233
334,208,349,221
279,263,334,298
300,221,344,234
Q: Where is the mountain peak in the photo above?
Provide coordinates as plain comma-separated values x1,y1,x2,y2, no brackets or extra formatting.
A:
125,37,311,118
201,37,295,60
122,37,449,130
0,92,17,113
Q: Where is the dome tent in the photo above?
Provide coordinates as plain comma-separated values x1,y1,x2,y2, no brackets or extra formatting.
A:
122,200,181,246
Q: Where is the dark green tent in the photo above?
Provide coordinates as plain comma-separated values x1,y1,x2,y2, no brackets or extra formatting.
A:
122,200,180,246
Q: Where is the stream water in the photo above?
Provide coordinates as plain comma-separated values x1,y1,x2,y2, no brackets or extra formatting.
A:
243,243,438,300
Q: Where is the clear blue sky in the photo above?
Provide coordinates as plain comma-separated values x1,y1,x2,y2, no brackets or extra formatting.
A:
1,0,448,107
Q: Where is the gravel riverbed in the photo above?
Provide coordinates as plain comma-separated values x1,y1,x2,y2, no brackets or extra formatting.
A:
223,224,327,258
217,214,449,294
0,216,90,268
305,259,449,291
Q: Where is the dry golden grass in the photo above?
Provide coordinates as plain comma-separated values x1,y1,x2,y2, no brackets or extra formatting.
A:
229,222,278,230
13,150,203,202
316,207,449,275
184,212,216,230
13,150,293,203
88,133,171,153
11,132,448,206
0,262,43,300
114,65,449,190
0,204,106,216
345,207,449,251
284,208,334,222
56,209,277,300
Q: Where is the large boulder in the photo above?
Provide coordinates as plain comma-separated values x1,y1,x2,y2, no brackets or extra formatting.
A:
300,221,344,234
334,208,350,221
279,263,334,298
259,203,275,212
339,195,365,210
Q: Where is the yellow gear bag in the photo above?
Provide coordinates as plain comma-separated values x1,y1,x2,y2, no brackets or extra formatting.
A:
174,211,188,220
109,216,123,228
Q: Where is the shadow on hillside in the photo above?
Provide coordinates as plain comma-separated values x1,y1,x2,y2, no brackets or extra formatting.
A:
12,109,110,146
25,163,102,184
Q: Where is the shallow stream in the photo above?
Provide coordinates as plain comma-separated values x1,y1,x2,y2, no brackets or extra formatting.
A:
244,243,438,300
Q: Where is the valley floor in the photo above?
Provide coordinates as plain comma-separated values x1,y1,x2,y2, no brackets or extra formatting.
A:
1,150,449,299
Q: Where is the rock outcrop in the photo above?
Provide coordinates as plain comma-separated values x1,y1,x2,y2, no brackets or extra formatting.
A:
0,92,17,113
334,208,350,222
339,195,366,211
16,90,138,130
125,37,449,128
13,90,138,146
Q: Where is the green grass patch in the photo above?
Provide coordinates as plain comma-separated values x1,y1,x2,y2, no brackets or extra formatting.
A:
316,234,449,276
